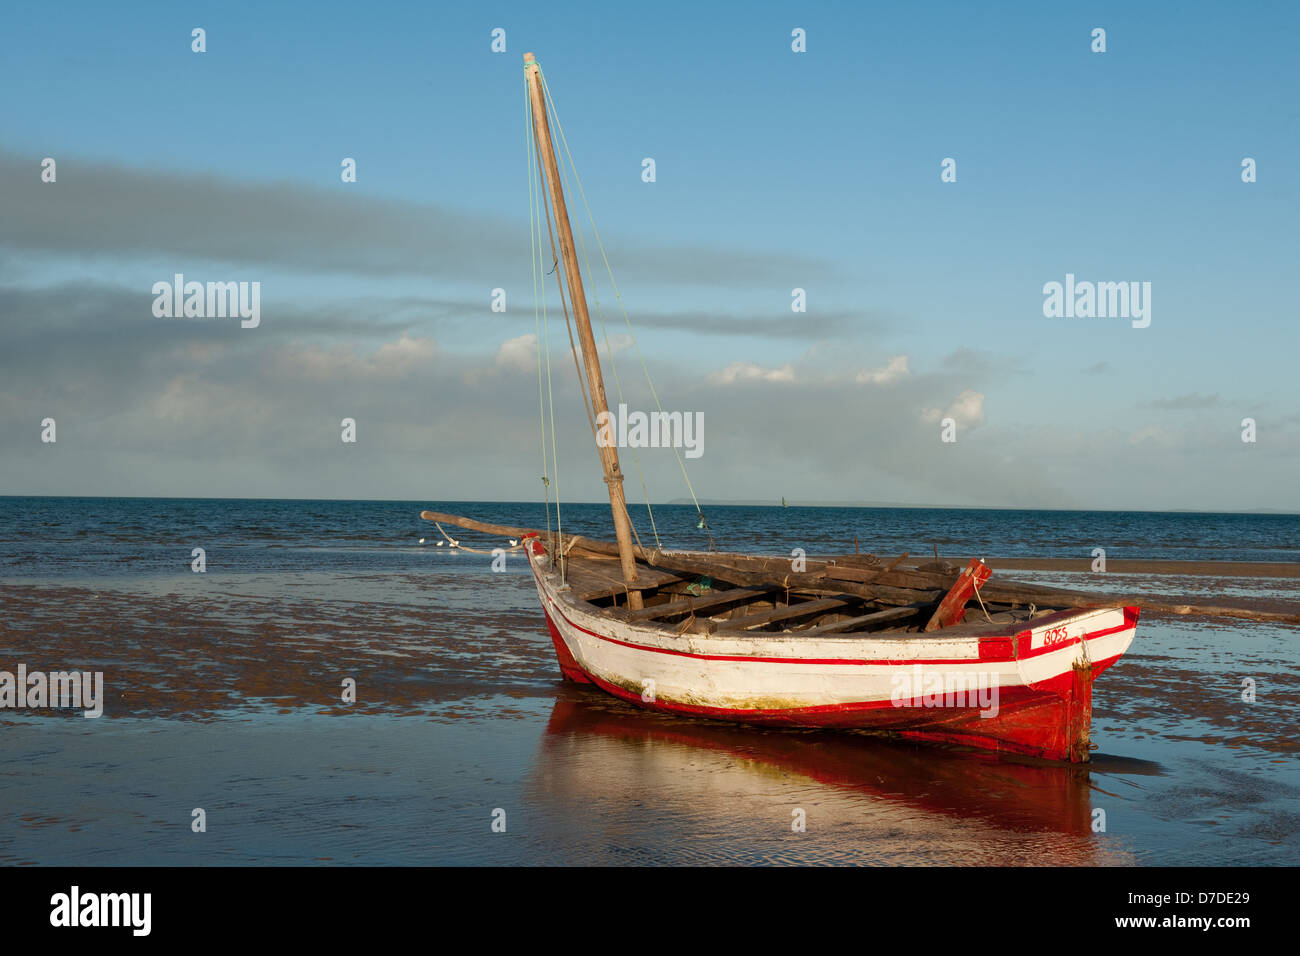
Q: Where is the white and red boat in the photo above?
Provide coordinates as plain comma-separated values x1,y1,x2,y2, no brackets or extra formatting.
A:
421,509,1139,762
421,53,1140,763
522,538,1137,762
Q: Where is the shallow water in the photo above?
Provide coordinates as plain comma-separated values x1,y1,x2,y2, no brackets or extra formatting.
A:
3,667,1297,866
1,498,1298,865
4,497,1299,579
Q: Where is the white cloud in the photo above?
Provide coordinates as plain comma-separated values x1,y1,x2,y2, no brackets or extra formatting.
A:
373,333,436,372
708,361,796,385
598,333,635,358
922,388,986,428
1128,425,1179,447
278,333,436,382
856,354,909,385
495,333,538,372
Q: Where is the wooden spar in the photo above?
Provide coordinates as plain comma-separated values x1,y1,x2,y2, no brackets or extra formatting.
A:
420,510,546,540
523,52,642,610
417,511,1300,626
924,558,992,631
417,510,927,604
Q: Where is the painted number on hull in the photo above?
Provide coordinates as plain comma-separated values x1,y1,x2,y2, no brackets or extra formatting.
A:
1035,624,1072,650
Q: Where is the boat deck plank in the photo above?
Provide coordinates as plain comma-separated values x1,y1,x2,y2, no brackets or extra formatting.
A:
717,595,860,632
624,586,774,621
563,557,685,604
799,603,928,636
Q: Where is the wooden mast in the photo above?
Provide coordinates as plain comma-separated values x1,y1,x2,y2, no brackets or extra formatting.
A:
524,52,643,610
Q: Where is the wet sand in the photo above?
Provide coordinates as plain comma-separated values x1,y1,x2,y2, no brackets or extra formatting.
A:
986,558,1300,579
4,559,1296,722
979,559,1300,622
0,575,557,720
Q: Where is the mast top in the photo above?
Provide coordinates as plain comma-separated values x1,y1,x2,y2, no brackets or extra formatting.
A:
523,52,536,64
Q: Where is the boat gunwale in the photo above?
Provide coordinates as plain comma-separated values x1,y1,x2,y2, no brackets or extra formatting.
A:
533,547,1132,661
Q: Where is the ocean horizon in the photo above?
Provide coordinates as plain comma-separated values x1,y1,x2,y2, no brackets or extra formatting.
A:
3,497,1298,585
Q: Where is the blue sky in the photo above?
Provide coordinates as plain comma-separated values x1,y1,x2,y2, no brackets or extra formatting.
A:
1,1,1297,510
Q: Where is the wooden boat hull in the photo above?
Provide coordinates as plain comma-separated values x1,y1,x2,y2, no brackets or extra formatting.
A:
525,539,1137,762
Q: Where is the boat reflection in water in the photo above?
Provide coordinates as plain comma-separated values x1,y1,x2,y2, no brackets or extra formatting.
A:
527,685,1148,865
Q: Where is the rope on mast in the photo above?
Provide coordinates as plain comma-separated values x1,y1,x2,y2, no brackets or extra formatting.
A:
526,70,566,578
538,65,711,547
543,87,661,551
525,80,552,551
530,65,650,555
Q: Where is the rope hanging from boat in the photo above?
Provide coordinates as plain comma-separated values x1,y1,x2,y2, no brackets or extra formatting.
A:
970,567,994,624
433,521,525,555
1007,600,1049,692
538,65,712,548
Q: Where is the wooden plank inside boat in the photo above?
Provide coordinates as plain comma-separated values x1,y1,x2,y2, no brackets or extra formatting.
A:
799,603,930,636
624,585,775,621
717,595,860,632
565,557,684,604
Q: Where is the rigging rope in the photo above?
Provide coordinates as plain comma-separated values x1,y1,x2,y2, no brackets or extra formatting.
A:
539,162,650,555
971,566,994,624
531,110,649,554
433,521,525,555
528,66,650,554
525,75,566,579
543,90,661,550
538,65,711,545
525,81,552,552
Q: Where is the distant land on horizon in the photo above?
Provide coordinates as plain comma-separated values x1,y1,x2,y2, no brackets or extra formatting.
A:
665,498,1300,516
1,495,1296,517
